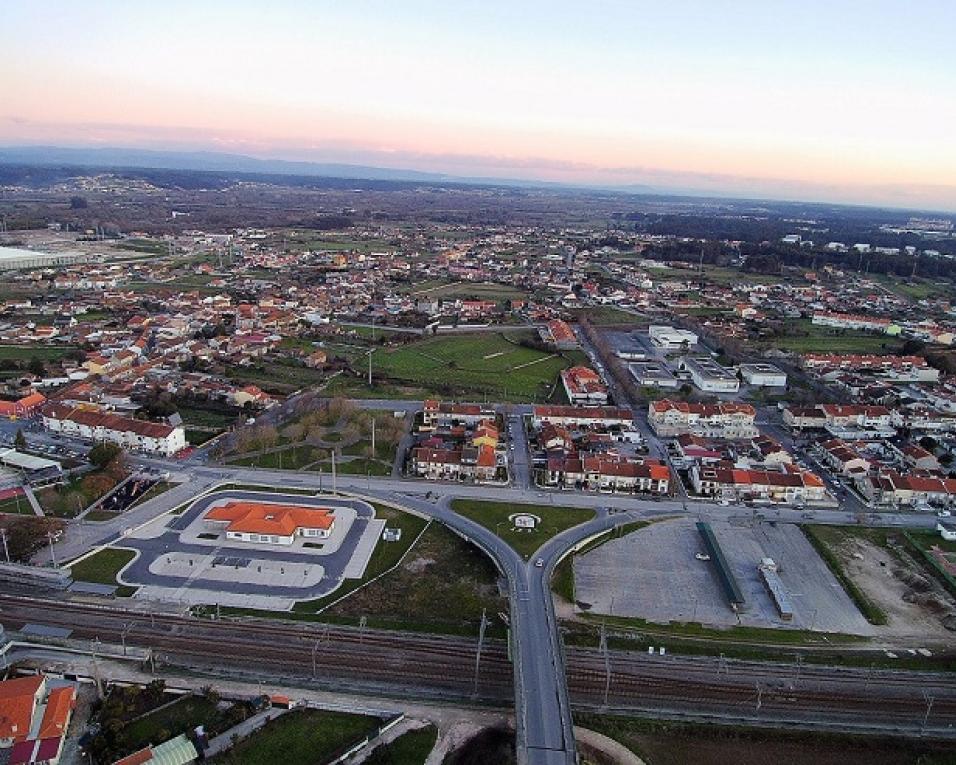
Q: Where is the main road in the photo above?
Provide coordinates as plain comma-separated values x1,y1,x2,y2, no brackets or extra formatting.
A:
24,455,947,764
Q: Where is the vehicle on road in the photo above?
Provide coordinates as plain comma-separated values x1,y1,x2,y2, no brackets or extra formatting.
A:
695,552,711,561
938,509,952,518
535,558,544,567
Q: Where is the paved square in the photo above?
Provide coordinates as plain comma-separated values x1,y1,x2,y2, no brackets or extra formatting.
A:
574,518,873,635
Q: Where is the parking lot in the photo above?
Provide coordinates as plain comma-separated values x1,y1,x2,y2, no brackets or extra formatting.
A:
117,489,385,609
574,517,874,634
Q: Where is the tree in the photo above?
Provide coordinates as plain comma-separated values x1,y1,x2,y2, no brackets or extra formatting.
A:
13,429,26,450
69,195,88,209
27,357,45,377
88,442,123,469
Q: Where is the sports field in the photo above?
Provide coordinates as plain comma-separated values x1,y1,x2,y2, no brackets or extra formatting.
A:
371,331,572,402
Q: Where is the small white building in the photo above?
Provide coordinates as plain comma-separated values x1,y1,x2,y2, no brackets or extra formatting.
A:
738,363,787,388
647,325,698,349
681,357,739,394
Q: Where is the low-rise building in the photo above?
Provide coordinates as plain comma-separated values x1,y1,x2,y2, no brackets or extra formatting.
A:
204,501,335,545
738,363,787,388
680,356,739,393
421,400,496,429
648,325,698,349
690,462,827,503
648,399,757,438
628,360,678,388
560,366,608,404
411,444,497,482
40,403,186,456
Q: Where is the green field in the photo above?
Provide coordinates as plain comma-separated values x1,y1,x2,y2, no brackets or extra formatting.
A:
405,280,528,302
364,724,437,765
321,520,507,636
0,345,75,361
451,499,595,559
369,331,573,402
69,547,136,585
293,504,428,613
217,709,380,765
0,495,31,515
757,319,901,354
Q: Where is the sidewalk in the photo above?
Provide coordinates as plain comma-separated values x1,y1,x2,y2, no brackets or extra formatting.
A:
203,707,288,758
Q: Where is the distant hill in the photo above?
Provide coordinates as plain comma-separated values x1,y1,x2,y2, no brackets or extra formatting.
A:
0,145,451,182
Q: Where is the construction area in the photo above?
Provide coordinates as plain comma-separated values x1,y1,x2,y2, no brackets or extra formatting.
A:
573,517,873,634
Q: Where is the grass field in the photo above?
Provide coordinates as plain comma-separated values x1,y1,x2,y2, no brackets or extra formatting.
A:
370,331,571,402
405,280,528,302
451,499,595,559
0,495,31,515
574,713,956,765
217,709,380,765
0,345,75,361
69,547,136,585
293,504,428,613
321,520,507,636
121,695,222,752
757,319,901,354
365,724,437,765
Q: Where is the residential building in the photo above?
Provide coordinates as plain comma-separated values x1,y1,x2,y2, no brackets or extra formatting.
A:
689,462,827,503
648,399,757,438
560,366,608,404
531,405,633,429
421,400,496,429
0,392,47,420
40,404,186,456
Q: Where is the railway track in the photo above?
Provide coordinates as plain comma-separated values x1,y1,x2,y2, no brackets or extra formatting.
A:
3,593,956,731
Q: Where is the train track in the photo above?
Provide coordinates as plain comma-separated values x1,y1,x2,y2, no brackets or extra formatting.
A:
3,594,956,732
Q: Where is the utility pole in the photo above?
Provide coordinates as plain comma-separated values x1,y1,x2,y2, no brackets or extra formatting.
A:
599,622,611,707
0,529,9,563
473,609,488,697
331,451,337,494
923,691,935,731
47,532,57,568
121,623,131,657
371,417,376,458
312,639,320,678
755,682,762,713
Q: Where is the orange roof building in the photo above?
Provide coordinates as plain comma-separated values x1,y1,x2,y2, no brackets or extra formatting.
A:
37,686,76,740
0,675,45,746
204,501,335,545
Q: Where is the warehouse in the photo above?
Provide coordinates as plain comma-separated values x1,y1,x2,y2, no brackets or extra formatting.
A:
681,356,740,393
628,360,678,388
0,246,89,271
647,325,698,349
739,362,787,387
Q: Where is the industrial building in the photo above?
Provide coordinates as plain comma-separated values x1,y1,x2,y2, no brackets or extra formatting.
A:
647,325,698,349
681,356,740,393
738,363,787,388
0,246,89,271
628,360,678,388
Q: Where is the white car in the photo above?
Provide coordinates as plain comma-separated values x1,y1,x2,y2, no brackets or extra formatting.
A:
695,552,711,562
535,558,544,568
938,510,952,518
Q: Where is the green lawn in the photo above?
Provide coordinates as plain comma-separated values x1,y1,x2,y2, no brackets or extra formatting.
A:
0,495,31,515
69,547,136,585
364,725,438,765
451,499,596,559
217,709,381,765
370,331,572,402
122,696,221,752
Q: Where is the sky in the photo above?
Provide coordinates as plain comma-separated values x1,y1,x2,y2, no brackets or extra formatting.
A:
3,1,956,211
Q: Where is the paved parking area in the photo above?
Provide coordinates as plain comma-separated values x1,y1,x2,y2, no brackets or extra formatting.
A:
574,518,874,635
115,490,384,610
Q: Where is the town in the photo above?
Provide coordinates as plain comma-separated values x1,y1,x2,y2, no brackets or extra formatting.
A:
1,168,955,765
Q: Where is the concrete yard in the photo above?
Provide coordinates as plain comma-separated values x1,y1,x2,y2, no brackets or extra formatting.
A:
573,517,874,635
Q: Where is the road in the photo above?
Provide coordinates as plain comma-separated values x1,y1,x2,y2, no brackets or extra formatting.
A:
6,421,950,763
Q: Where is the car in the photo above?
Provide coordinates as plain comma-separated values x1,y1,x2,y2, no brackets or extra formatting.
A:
938,510,952,518
695,553,711,561
535,558,544,567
